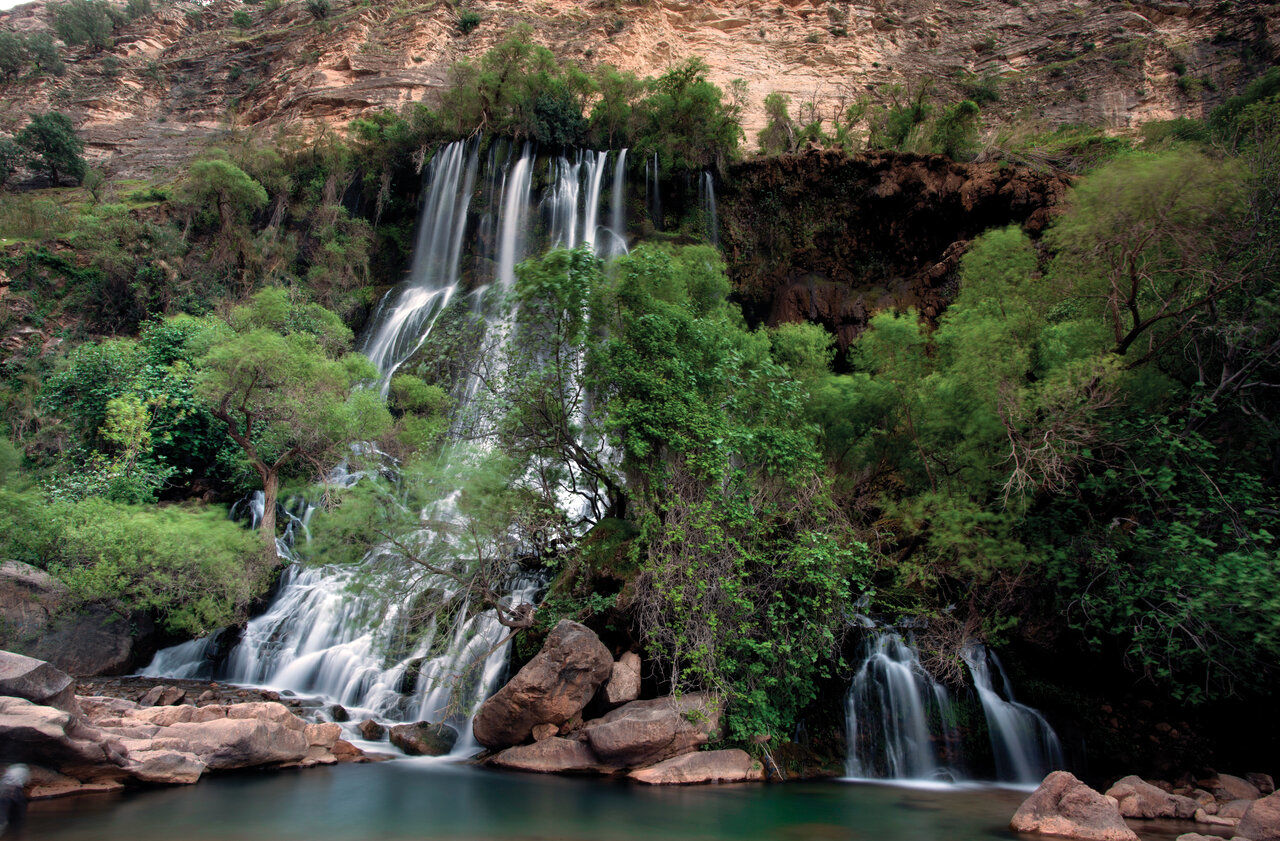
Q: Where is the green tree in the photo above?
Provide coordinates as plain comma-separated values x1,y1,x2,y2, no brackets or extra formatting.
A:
757,92,797,156
193,289,392,549
0,31,27,80
51,0,115,50
0,138,22,186
125,0,152,20
25,32,65,77
635,58,742,172
17,111,86,186
180,152,269,231
929,99,980,160
231,9,252,29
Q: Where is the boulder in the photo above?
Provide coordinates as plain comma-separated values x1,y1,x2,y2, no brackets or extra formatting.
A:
139,685,186,707
1238,790,1280,841
1219,800,1254,820
472,620,612,749
531,723,558,742
388,722,457,756
1009,771,1140,841
603,651,641,706
0,650,80,714
1106,775,1199,819
1193,808,1237,829
1213,774,1261,802
305,722,341,748
629,749,764,785
582,692,722,768
0,563,153,676
357,719,385,741
121,748,206,784
1248,773,1277,796
489,738,610,774
162,716,309,770
0,696,126,783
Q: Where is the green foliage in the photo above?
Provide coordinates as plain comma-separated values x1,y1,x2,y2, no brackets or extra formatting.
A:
1211,66,1280,143
585,243,871,740
757,92,797,156
25,32,65,77
1036,414,1280,703
51,0,115,50
0,488,264,635
456,8,480,34
305,0,330,19
231,9,253,29
0,138,22,186
928,99,980,161
17,112,86,186
634,58,742,172
124,0,152,20
180,152,269,230
193,289,391,544
0,31,26,80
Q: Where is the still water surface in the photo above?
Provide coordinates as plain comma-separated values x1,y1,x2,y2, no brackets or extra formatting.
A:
23,761,1180,841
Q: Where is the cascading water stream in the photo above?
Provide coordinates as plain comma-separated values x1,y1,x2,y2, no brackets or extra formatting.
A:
962,643,1064,785
143,140,633,749
699,170,719,247
845,629,1066,786
845,632,961,783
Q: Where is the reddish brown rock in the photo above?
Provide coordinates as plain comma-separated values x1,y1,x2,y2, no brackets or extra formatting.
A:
472,620,612,750
0,650,81,715
629,749,764,785
1238,790,1280,841
1010,771,1140,841
488,737,611,775
582,693,722,768
1105,775,1199,819
388,722,457,756
138,685,186,707
531,723,558,742
357,719,385,741
1211,773,1261,802
603,651,641,707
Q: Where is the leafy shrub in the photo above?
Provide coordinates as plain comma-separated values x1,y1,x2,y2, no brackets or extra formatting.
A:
456,8,480,34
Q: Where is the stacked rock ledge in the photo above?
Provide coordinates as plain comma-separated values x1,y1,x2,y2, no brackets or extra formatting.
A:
475,622,754,786
0,650,366,798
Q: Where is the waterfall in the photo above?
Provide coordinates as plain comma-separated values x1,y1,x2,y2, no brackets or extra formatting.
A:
360,139,480,394
845,629,1066,785
142,139,632,746
607,149,628,257
647,151,662,230
845,632,961,782
699,170,719,247
962,643,1064,785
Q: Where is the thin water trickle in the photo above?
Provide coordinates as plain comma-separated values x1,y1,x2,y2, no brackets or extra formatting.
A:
962,642,1064,785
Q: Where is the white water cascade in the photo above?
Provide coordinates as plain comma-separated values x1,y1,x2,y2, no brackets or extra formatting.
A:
699,170,719,247
963,643,1064,785
845,632,961,783
143,139,634,746
845,631,1065,785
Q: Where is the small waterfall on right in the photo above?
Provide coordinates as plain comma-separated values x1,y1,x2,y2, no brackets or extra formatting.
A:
845,630,1065,785
962,642,1064,785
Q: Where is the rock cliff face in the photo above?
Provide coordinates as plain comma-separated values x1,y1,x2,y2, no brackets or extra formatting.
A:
722,149,1068,347
0,0,1276,177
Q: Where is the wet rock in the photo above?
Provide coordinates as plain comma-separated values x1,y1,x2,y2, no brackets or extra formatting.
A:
629,749,764,785
603,651,641,706
195,690,217,706
488,738,611,774
332,740,363,762
1009,770,1140,841
139,685,186,707
357,719,385,741
0,650,80,714
582,692,722,768
305,722,341,748
388,722,457,757
473,620,612,750
0,563,154,676
1212,774,1261,802
532,723,558,742
329,704,350,722
1238,790,1280,841
1105,775,1199,819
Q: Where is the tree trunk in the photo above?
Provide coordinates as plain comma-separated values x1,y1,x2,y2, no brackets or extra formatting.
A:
260,469,279,556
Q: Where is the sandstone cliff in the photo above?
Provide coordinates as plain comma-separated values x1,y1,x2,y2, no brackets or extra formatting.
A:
0,0,1276,177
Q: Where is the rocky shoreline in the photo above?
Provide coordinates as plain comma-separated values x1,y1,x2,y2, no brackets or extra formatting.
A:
0,650,373,799
1011,770,1280,841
